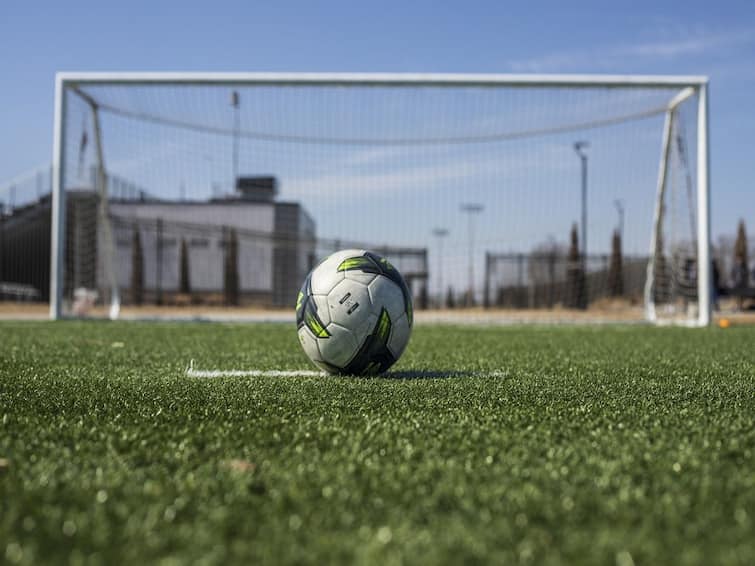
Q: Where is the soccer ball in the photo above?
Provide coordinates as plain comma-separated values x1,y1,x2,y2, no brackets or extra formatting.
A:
296,249,413,375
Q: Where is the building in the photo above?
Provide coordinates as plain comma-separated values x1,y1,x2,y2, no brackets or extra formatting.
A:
110,176,315,307
0,175,316,308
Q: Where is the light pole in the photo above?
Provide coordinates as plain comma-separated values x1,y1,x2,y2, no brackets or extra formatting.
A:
614,199,624,242
460,203,484,306
231,91,240,191
574,141,589,261
432,228,449,306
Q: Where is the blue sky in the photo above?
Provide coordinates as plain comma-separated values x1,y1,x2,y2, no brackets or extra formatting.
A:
0,0,753,249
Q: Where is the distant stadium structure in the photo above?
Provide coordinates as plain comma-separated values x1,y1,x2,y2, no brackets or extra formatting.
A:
107,176,316,307
0,166,429,312
0,171,317,308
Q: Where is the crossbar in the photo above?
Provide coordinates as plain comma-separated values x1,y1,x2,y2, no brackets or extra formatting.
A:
57,72,708,89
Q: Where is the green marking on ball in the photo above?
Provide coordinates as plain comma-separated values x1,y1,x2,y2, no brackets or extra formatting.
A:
295,291,304,313
376,308,391,343
305,311,330,338
337,256,376,272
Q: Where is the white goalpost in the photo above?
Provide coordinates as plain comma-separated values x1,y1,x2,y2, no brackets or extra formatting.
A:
49,72,711,325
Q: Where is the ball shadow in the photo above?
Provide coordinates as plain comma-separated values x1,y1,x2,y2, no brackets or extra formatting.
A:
377,369,480,380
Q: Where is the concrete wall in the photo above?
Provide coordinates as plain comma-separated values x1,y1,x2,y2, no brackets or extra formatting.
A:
109,201,275,297
107,200,314,306
273,203,316,306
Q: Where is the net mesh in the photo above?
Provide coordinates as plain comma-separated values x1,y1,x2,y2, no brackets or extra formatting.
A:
0,164,53,304
44,78,704,320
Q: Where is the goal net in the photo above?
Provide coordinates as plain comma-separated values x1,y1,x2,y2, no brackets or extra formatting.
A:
49,73,710,324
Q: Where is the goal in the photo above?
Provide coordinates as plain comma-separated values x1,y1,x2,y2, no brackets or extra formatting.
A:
48,73,710,324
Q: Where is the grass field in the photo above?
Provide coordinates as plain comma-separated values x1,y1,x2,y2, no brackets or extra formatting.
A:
1,321,754,565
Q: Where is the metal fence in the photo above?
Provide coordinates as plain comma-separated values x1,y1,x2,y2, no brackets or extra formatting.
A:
484,252,649,309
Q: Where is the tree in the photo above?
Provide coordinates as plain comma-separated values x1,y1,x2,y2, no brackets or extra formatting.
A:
607,229,623,297
224,228,240,306
130,228,144,305
179,238,191,295
733,219,749,310
565,223,587,309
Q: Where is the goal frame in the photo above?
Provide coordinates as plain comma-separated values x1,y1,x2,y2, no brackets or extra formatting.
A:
50,72,711,325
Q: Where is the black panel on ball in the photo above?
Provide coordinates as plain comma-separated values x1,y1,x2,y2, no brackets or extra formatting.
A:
339,308,396,375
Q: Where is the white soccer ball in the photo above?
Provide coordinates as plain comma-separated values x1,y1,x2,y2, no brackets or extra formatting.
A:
296,249,413,375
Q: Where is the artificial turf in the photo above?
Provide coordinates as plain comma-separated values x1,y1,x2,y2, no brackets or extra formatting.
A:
0,321,753,565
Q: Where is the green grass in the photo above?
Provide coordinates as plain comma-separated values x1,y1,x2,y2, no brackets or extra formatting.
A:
1,322,754,565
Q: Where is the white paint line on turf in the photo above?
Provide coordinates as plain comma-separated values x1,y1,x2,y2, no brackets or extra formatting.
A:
187,368,326,378
185,361,509,379
186,360,325,378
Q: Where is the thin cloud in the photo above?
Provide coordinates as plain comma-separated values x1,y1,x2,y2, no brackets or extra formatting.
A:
622,28,755,58
507,26,755,72
281,143,575,201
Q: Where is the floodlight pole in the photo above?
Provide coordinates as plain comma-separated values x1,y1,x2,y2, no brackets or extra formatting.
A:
460,203,484,306
574,142,589,262
432,228,449,306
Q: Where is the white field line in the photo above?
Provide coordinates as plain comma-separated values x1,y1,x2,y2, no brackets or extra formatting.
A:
186,361,324,378
185,360,508,379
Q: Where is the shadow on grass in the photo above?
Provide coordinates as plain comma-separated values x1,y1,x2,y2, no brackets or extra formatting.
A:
378,369,494,380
